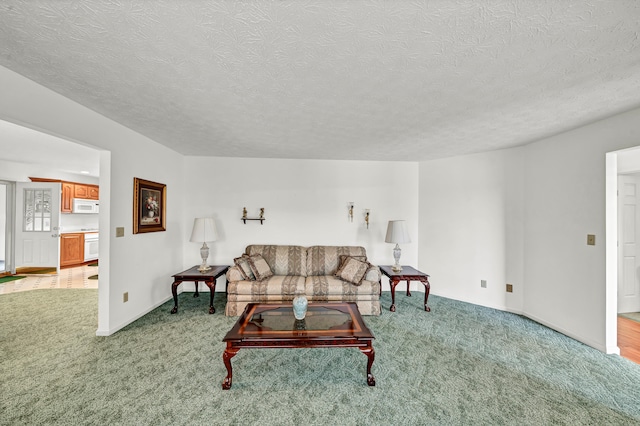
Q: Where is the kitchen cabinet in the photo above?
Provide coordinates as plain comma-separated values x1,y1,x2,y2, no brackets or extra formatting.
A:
74,184,88,198
74,183,99,200
60,233,84,267
61,182,74,213
30,178,99,211
88,185,99,200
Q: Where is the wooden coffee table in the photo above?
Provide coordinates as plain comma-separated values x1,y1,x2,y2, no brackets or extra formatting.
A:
221,302,376,389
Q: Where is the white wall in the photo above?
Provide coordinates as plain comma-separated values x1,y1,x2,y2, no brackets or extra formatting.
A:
418,148,525,313
523,108,640,351
0,183,5,262
419,107,640,352
0,65,186,336
183,156,419,292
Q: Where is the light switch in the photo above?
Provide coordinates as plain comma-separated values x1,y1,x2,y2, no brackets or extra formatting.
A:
116,227,125,237
587,234,596,246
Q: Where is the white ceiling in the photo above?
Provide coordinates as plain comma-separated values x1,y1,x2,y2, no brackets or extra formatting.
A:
0,119,100,177
1,1,640,164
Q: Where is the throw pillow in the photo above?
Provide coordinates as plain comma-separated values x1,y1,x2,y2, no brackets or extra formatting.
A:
248,254,274,281
234,255,256,281
335,256,370,286
338,254,367,270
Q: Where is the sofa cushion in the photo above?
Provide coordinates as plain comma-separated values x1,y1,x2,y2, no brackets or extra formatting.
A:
335,256,370,286
227,275,306,298
305,275,380,299
306,246,367,276
234,255,256,280
248,254,274,281
246,245,308,276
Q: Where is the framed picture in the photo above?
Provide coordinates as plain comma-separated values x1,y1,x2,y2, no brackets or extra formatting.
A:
133,178,166,234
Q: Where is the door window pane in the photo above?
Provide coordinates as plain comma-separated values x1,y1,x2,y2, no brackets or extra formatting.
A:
23,189,51,232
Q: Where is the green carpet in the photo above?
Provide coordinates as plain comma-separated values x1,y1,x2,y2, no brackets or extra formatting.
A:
620,311,640,324
0,275,25,284
1,290,639,425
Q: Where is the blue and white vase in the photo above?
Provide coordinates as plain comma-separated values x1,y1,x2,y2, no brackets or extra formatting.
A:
292,294,308,320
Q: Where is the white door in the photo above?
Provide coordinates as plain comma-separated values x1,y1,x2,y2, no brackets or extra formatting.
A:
15,182,61,272
618,174,640,313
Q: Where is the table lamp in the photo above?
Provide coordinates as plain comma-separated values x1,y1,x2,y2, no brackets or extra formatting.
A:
385,220,411,272
190,217,218,272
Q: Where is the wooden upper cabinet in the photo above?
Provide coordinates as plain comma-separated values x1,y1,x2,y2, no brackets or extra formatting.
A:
61,182,74,213
30,177,99,211
88,185,99,200
74,184,89,198
74,183,99,200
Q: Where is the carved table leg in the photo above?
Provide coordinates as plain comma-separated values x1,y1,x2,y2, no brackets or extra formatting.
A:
421,277,431,312
170,280,181,314
222,346,239,390
406,279,412,297
390,279,399,312
193,281,200,298
205,279,216,314
360,346,376,386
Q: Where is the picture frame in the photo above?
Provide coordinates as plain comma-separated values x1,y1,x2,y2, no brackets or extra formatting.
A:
133,177,166,234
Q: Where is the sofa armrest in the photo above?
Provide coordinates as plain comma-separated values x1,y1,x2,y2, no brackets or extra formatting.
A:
365,265,381,282
226,265,245,282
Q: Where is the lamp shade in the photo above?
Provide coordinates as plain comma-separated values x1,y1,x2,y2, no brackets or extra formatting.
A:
385,220,411,244
189,217,218,243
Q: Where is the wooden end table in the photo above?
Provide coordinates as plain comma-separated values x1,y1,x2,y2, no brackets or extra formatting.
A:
170,265,229,314
379,265,431,312
222,302,375,389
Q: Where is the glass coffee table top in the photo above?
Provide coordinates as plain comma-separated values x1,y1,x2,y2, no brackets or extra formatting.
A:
223,302,373,341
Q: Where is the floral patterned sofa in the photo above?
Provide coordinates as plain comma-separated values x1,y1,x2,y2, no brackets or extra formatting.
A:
225,245,382,316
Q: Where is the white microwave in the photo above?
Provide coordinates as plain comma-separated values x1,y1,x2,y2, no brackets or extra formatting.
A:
72,198,99,214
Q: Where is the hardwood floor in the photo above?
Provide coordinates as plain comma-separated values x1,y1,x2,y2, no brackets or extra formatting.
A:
618,316,640,364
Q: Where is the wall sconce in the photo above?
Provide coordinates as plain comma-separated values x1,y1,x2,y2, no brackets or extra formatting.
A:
241,207,265,224
365,209,370,229
348,202,354,222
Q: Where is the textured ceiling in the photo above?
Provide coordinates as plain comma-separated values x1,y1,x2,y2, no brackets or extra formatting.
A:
1,1,640,162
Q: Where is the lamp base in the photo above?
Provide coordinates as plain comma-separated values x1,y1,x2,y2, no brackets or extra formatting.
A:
198,242,211,272
391,244,402,272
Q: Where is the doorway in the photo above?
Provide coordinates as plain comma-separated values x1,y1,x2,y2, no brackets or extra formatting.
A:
0,181,11,275
606,147,640,363
617,173,640,314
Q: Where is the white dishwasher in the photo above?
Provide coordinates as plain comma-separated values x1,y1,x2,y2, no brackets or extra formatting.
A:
84,233,99,262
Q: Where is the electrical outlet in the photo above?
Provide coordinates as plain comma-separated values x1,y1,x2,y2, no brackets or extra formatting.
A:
506,284,513,293
116,227,125,237
481,280,487,288
123,292,128,303
587,234,596,246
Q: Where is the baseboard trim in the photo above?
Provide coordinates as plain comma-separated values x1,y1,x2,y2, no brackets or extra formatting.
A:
431,291,609,353
523,312,607,353
95,295,173,337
